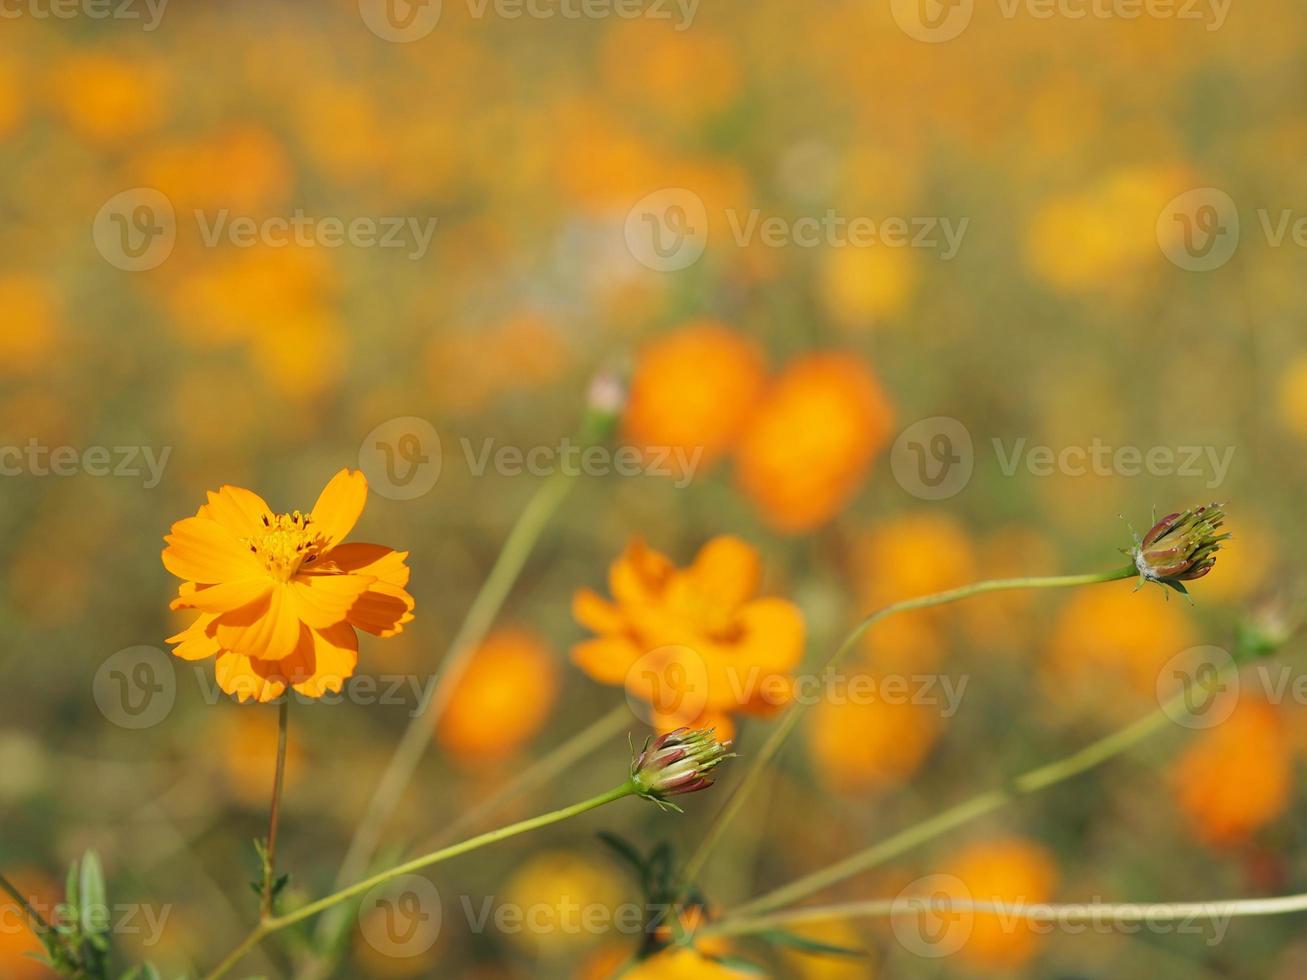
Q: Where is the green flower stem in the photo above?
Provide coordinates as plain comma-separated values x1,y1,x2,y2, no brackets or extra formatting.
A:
706,892,1307,940
203,781,637,980
677,565,1138,898
0,870,72,961
324,470,576,904
425,703,630,850
260,698,290,920
722,672,1219,922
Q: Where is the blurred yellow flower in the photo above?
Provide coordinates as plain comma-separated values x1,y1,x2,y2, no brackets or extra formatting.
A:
1045,587,1194,707
623,321,767,478
49,51,166,144
946,837,1059,970
1276,354,1307,440
437,627,559,764
624,948,754,979
498,851,627,957
780,920,872,980
734,353,895,533
820,245,919,330
807,695,940,795
163,469,414,702
1171,698,1292,846
572,535,804,738
855,513,977,608
0,274,59,373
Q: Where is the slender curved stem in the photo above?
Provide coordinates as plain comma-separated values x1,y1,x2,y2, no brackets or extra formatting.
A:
706,892,1307,939
724,674,1218,920
319,470,575,925
677,565,1138,895
203,781,636,980
0,870,74,963
261,698,290,920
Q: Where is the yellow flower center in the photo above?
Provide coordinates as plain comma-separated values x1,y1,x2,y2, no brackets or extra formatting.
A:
244,510,323,581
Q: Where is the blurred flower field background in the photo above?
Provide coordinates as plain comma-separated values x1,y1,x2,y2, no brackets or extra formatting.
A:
4,0,1307,977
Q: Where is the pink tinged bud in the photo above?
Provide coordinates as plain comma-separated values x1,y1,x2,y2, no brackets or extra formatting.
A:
630,727,734,811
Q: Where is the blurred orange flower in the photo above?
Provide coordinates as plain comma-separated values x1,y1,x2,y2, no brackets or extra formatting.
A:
807,695,940,794
572,536,804,737
163,469,414,702
0,870,57,980
623,321,766,479
734,353,895,533
945,837,1059,970
1171,698,1292,846
437,627,559,764
49,51,166,144
623,948,753,979
0,274,59,374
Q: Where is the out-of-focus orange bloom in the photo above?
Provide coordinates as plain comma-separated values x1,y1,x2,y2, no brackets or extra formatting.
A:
1045,586,1194,708
734,353,895,533
599,23,741,125
0,56,25,140
136,125,295,213
0,870,57,980
944,837,1059,970
623,321,766,479
1025,166,1191,292
427,314,570,414
49,51,166,143
780,920,871,979
437,627,559,764
211,706,305,807
498,851,627,957
855,513,977,608
961,526,1057,652
1171,698,1292,846
163,469,414,702
807,695,940,794
572,536,804,737
0,274,59,373
624,948,754,979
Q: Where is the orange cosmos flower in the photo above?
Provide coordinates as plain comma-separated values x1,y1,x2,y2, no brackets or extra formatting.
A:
572,536,804,737
162,469,414,703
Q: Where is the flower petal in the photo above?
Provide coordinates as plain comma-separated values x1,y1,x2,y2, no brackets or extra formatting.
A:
162,516,263,584
289,573,375,629
214,584,305,661
346,583,415,637
214,652,287,703
572,588,625,634
165,614,221,661
321,543,414,636
310,469,368,548
289,622,359,698
322,543,410,586
572,636,642,685
171,578,271,614
198,485,273,538
689,535,761,610
736,597,806,671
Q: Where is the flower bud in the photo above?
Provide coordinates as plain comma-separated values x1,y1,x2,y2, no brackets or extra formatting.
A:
1130,503,1230,595
630,727,734,811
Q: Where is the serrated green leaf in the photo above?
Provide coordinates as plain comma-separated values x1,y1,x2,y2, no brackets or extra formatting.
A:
760,928,867,958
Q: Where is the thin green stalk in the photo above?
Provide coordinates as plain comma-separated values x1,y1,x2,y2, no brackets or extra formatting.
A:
706,892,1307,939
322,470,575,910
677,565,1137,895
425,703,630,849
260,698,290,920
204,781,636,980
725,678,1209,920
0,870,73,962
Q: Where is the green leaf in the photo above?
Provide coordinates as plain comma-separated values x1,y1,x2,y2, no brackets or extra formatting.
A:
120,962,162,980
760,928,867,958
65,858,80,913
80,851,108,936
597,833,647,882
